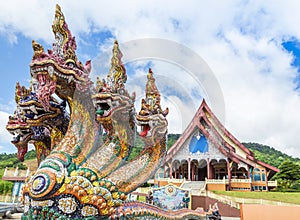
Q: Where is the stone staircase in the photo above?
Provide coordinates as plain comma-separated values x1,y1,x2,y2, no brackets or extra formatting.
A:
181,181,206,195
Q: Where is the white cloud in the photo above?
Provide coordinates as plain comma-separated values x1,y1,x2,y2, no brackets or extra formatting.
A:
1,0,300,157
0,111,11,142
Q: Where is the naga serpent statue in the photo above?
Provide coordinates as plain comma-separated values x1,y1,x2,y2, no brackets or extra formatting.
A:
13,4,206,220
6,82,69,164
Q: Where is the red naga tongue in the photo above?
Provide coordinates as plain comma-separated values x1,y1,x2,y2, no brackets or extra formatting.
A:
17,145,28,162
139,124,150,137
37,74,56,111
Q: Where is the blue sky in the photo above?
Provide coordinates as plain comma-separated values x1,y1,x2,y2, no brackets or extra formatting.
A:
1,0,300,158
282,40,300,89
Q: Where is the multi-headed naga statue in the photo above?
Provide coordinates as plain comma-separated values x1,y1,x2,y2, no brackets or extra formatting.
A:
8,4,206,220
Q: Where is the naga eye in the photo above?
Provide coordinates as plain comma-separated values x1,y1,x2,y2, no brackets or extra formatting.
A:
67,62,74,68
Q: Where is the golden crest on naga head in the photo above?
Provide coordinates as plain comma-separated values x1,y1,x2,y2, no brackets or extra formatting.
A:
15,82,31,103
31,40,45,59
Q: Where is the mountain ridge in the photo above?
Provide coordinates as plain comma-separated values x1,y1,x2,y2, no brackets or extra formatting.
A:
1,136,299,170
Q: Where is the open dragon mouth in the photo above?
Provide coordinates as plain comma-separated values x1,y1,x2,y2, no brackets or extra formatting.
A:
94,98,113,120
96,102,111,116
136,113,168,143
31,67,57,111
136,116,152,137
10,128,31,162
30,62,84,110
20,102,59,123
30,63,82,84
9,128,32,144
140,124,150,137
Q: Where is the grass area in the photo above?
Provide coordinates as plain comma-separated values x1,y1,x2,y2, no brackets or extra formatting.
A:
213,191,300,205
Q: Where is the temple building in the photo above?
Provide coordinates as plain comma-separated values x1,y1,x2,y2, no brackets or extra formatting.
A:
2,167,31,202
157,99,279,191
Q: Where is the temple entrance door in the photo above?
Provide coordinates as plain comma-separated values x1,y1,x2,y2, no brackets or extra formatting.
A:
198,159,207,181
198,166,207,181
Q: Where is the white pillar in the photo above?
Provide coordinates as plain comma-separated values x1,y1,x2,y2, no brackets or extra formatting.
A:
188,158,191,181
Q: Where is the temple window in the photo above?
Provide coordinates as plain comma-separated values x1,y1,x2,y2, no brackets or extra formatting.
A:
189,134,208,153
215,168,226,179
253,168,265,182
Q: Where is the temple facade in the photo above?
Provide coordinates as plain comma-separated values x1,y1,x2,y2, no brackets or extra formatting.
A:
159,99,279,191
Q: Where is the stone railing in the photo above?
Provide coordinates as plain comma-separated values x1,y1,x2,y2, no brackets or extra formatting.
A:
231,178,251,183
267,180,277,187
205,177,226,184
206,191,240,209
0,195,21,203
155,177,186,183
169,178,186,183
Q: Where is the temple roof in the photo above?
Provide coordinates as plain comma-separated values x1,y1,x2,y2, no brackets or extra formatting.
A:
165,99,279,173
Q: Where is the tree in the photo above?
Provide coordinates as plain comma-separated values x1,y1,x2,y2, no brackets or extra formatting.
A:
274,160,300,191
275,160,300,181
0,182,4,194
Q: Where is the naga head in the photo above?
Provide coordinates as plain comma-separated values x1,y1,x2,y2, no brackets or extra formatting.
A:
6,115,31,162
30,4,92,111
19,92,69,163
93,41,135,137
18,91,69,134
136,69,168,146
7,82,69,163
6,83,33,161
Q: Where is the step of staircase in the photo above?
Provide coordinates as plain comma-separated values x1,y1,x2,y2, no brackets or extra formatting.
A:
181,181,206,195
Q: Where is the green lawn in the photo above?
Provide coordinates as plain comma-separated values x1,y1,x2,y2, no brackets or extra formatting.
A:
213,191,300,205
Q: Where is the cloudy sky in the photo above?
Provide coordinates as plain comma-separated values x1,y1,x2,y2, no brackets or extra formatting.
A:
0,0,300,158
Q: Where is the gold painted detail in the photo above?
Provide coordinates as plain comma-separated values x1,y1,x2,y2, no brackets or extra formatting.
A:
50,127,64,149
107,40,127,90
31,199,54,207
15,82,31,103
58,197,77,214
82,205,98,217
32,40,45,60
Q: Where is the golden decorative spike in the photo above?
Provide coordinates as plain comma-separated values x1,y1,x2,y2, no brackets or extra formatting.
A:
138,68,169,116
15,82,21,103
95,77,104,92
53,5,63,25
52,4,77,63
145,68,160,109
21,85,31,98
107,40,127,91
32,40,45,59
15,82,32,103
146,68,159,97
